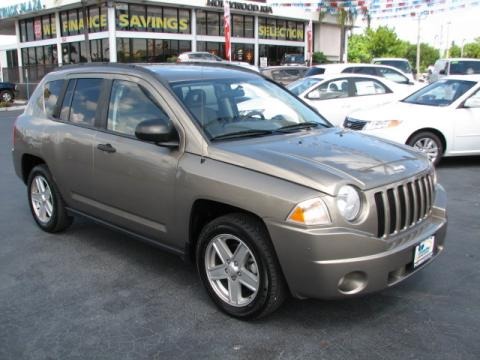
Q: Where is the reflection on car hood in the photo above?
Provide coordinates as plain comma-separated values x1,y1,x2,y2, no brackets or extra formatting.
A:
208,127,430,195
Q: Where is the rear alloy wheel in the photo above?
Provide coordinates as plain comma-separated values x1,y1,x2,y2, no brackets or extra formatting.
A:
27,165,73,233
196,213,287,319
1,90,13,103
407,132,443,166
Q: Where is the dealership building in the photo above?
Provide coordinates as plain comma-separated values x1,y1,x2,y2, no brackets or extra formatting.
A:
0,0,342,86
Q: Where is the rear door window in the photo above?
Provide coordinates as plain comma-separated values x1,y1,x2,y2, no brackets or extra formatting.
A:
44,80,64,117
68,79,103,126
353,78,390,96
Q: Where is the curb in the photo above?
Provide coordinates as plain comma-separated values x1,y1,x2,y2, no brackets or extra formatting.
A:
0,105,26,112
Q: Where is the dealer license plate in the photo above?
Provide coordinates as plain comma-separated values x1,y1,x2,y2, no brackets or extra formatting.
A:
413,236,435,268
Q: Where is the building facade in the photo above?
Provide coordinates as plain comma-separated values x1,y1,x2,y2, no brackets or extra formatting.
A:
0,0,341,87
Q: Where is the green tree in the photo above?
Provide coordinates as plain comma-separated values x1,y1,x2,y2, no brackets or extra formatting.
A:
405,43,440,72
449,42,461,58
348,33,371,63
336,8,357,61
463,38,480,58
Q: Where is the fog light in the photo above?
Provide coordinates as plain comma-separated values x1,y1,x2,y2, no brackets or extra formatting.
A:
338,271,367,295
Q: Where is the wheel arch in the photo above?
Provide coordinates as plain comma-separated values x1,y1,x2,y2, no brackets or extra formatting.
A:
406,128,447,154
21,154,46,184
186,199,271,264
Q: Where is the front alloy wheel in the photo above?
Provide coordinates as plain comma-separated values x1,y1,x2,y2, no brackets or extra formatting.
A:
205,234,260,307
197,213,287,319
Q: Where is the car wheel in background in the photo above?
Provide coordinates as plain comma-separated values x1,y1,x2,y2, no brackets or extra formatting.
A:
1,90,14,103
407,131,443,166
27,165,73,233
196,213,287,319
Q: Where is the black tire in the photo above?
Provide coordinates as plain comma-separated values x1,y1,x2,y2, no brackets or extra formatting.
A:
0,90,14,103
407,131,443,166
27,164,73,233
196,213,287,319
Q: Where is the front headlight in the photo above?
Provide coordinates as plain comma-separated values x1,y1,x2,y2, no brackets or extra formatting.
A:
337,185,361,221
287,198,331,225
363,120,402,131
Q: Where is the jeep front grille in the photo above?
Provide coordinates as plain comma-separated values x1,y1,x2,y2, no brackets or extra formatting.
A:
374,174,435,238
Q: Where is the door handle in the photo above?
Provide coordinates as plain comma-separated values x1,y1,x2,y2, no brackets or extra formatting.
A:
97,143,116,153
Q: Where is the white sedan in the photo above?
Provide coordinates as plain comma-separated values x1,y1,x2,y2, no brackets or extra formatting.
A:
345,76,480,165
287,74,414,126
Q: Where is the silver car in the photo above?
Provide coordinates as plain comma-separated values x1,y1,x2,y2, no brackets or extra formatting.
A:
12,63,447,319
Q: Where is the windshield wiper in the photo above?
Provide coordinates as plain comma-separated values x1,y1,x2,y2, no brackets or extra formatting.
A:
210,129,275,141
276,122,321,132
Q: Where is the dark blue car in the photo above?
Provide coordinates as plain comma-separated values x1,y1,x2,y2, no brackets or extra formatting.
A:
1,82,17,102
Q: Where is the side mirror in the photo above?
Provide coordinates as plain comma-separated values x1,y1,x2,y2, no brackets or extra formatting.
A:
463,97,480,108
135,119,179,147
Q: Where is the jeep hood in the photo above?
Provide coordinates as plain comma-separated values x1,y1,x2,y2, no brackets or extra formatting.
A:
207,127,430,195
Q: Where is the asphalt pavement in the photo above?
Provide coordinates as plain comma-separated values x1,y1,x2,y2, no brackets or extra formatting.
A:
1,110,479,360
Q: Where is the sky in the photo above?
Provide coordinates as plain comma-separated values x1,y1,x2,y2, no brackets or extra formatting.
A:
364,7,480,51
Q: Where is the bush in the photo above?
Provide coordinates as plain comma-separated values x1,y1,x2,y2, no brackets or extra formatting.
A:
312,52,327,64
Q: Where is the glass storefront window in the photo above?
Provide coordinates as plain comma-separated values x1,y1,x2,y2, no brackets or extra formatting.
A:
117,38,191,63
232,15,243,38
116,3,191,34
276,19,287,41
207,12,220,36
196,10,207,35
259,45,304,66
163,7,177,34
117,38,131,62
147,5,163,33
244,16,254,38
178,9,191,34
68,9,80,36
197,42,254,64
20,45,58,66
26,19,34,42
259,18,305,42
62,40,109,64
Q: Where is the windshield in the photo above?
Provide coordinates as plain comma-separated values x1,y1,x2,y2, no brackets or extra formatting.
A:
403,79,475,106
374,60,411,74
283,54,304,64
170,78,330,141
287,77,323,95
449,60,480,75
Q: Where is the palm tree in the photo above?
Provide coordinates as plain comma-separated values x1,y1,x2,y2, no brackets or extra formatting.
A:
336,6,357,62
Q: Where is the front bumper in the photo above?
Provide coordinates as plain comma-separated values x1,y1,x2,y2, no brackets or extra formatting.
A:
266,184,447,299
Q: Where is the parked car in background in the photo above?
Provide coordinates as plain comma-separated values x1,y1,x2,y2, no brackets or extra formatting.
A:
177,51,259,72
260,66,308,86
288,74,410,126
344,76,480,165
429,58,480,83
0,81,17,102
372,58,415,83
280,53,305,66
12,63,447,319
304,63,415,86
